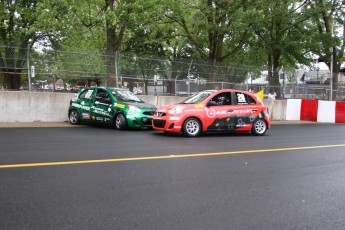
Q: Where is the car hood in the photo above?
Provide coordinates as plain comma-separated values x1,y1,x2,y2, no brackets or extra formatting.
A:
128,102,156,110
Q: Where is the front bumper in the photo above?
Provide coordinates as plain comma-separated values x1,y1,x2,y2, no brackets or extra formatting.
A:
126,114,153,128
152,116,183,133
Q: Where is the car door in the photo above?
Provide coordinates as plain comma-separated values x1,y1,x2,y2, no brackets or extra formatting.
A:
204,92,234,131
72,88,95,121
229,91,260,130
91,88,113,123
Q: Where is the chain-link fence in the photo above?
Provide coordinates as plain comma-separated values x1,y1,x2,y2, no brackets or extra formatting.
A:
1,45,344,100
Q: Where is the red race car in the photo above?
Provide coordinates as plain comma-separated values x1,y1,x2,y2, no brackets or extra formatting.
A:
152,89,270,137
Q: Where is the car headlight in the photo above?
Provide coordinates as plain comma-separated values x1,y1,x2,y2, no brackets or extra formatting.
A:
168,107,183,114
129,105,141,113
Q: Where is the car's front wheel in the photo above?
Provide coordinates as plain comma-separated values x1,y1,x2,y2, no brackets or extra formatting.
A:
115,114,127,130
69,110,80,125
182,118,201,137
251,118,267,136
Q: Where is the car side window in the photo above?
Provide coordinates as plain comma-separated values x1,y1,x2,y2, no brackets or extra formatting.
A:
235,92,256,105
247,95,256,105
79,89,94,100
95,89,111,104
210,93,231,106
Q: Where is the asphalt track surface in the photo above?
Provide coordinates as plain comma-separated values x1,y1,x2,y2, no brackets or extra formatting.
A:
1,123,345,229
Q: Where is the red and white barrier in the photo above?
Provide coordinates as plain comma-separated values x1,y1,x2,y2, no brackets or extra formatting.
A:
286,99,345,123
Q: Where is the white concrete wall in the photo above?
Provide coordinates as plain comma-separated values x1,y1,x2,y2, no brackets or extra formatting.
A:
0,91,288,123
286,99,302,121
0,91,74,122
317,100,336,123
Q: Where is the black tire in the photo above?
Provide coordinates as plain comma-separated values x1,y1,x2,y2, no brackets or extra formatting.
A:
69,110,80,125
115,113,127,130
251,118,267,136
182,118,201,137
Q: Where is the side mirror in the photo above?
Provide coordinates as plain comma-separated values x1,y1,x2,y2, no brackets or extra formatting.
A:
207,101,217,106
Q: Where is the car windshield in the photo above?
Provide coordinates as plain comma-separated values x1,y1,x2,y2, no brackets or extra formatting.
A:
180,91,215,104
112,89,142,103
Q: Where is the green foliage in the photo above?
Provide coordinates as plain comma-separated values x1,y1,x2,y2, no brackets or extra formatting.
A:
2,0,345,90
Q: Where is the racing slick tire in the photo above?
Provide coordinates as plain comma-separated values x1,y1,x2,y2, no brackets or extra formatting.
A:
182,117,202,137
69,110,81,125
251,118,267,136
115,113,128,130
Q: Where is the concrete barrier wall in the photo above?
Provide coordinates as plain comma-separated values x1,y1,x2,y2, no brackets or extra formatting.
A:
286,99,302,121
0,91,75,122
0,91,299,123
318,101,335,123
285,98,345,123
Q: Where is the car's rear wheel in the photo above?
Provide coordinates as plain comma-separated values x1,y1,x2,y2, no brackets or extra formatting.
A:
115,113,127,130
251,118,267,136
69,110,80,125
182,118,201,137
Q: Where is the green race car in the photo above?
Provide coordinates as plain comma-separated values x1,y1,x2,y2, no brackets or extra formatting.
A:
68,87,156,129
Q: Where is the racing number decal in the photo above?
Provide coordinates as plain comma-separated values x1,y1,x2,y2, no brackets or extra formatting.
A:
85,90,94,99
237,93,247,104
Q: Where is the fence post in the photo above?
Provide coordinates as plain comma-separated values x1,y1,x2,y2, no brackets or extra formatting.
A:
115,51,119,88
27,44,32,91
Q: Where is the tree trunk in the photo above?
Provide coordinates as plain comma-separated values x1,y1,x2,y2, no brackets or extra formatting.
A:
267,51,282,99
3,72,21,90
104,0,127,88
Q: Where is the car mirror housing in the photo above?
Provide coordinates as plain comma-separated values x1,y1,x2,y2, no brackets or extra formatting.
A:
207,101,217,106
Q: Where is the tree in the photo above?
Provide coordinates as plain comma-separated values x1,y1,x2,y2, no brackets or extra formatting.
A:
160,0,252,82
307,0,345,99
247,0,314,98
0,0,40,90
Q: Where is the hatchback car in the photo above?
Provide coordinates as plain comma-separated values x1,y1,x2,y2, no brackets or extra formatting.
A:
68,87,156,129
152,89,270,137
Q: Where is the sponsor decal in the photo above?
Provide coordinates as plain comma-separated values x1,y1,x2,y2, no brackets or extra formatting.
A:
82,113,90,119
207,115,257,131
116,104,125,109
93,110,110,116
195,104,205,109
185,109,203,112
169,117,181,121
206,108,216,118
71,103,90,111
236,118,248,127
206,108,257,118
229,109,257,114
